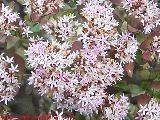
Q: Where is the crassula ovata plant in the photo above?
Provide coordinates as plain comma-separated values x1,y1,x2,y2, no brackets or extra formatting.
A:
0,0,160,120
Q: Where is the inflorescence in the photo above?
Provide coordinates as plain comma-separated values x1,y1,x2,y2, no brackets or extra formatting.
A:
1,0,160,119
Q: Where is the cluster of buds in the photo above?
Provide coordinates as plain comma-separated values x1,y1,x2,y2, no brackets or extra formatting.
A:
0,53,20,105
122,0,160,33
0,4,19,35
136,98,160,120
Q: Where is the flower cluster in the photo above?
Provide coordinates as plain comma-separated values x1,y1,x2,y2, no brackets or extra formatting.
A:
72,85,105,115
0,4,19,35
78,0,116,66
25,37,79,95
1,0,160,119
136,98,160,120
81,0,119,31
104,94,129,120
0,53,20,105
25,0,130,116
42,14,80,41
26,41,125,114
79,0,138,65
122,0,160,33
24,0,64,16
25,38,79,69
152,36,160,58
115,32,138,64
25,37,104,115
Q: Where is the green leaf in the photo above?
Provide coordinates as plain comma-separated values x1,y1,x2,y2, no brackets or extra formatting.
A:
135,49,142,64
125,104,138,120
42,34,56,42
140,80,151,90
115,81,129,91
69,0,77,8
139,70,150,80
75,113,86,120
10,30,16,36
149,71,159,80
24,15,34,26
129,84,145,97
62,3,72,10
125,116,132,120
128,104,138,115
54,10,73,19
2,104,11,112
30,23,40,33
135,32,146,43
152,91,160,100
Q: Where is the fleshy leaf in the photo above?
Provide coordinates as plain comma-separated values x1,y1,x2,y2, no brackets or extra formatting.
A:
129,84,145,97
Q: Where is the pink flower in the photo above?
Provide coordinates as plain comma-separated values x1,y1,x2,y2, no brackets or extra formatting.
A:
136,98,160,120
152,36,160,58
0,53,20,105
122,0,160,33
104,94,129,120
115,32,138,64
0,3,19,35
